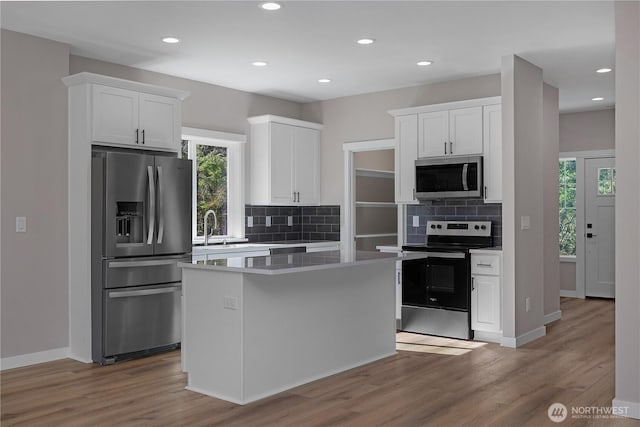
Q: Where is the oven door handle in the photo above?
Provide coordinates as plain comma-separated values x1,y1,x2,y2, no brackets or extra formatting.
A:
421,251,466,259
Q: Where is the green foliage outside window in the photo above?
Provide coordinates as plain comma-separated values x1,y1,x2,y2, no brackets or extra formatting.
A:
559,159,577,256
196,145,227,237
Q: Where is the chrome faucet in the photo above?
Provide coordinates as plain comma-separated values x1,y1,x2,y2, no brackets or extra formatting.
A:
203,210,218,246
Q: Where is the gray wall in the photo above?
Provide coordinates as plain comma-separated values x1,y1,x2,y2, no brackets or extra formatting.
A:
559,109,615,153
542,84,560,318
501,55,545,340
1,30,70,357
614,1,640,414
301,74,502,205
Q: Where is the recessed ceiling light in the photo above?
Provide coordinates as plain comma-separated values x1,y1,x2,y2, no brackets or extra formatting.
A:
252,61,268,67
592,97,604,101
162,36,180,44
417,60,433,66
260,2,281,11
356,38,375,45
318,78,332,83
596,68,612,73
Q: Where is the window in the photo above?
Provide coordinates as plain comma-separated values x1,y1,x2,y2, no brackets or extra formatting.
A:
597,167,616,195
559,158,577,256
181,128,246,243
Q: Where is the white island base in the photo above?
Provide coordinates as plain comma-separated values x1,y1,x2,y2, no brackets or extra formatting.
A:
181,253,399,405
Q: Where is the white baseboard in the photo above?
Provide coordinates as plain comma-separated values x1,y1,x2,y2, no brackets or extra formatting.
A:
501,326,546,348
1,347,70,371
544,310,562,325
473,330,502,343
613,398,640,419
560,290,579,298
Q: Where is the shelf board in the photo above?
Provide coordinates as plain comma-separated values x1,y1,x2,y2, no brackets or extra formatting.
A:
355,201,397,208
355,233,398,239
355,168,394,179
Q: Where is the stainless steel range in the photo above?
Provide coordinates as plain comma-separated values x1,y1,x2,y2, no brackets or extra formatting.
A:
401,220,492,339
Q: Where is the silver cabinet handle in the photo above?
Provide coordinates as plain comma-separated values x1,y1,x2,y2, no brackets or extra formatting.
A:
472,277,475,291
135,128,139,144
108,286,180,298
157,166,164,244
462,163,469,190
297,192,300,202
444,141,447,155
292,192,296,202
485,185,488,197
413,188,416,199
142,129,145,144
450,141,453,154
476,263,493,267
147,165,155,245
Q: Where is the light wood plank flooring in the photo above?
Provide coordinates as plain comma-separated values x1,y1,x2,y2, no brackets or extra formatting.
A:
2,298,637,426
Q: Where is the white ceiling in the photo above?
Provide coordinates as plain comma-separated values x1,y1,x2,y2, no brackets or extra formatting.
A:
1,1,615,112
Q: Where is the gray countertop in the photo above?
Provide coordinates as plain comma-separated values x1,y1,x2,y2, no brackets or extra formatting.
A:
179,250,427,275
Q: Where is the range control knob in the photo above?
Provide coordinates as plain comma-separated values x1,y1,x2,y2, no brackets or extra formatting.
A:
430,224,436,229
437,224,442,229
481,225,487,230
474,225,480,230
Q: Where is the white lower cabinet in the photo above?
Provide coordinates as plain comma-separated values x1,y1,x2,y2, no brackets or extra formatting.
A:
470,251,502,342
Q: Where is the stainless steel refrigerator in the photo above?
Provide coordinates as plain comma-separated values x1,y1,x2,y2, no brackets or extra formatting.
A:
91,147,192,364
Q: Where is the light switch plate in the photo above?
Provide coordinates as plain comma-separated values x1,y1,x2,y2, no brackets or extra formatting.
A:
288,216,293,227
16,216,26,233
266,216,272,227
223,296,239,310
247,216,253,228
520,215,531,230
412,216,419,227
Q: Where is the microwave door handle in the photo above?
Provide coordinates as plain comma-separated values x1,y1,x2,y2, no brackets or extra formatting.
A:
157,165,164,244
462,164,469,190
147,165,155,245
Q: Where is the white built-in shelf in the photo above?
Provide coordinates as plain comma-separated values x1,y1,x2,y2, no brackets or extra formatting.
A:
355,201,397,208
355,168,394,179
355,233,398,239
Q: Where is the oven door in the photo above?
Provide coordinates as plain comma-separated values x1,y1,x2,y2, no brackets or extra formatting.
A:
402,252,470,311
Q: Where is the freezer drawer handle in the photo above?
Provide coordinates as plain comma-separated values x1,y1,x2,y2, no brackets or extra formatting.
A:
157,165,164,244
108,259,181,268
147,165,156,245
108,286,181,298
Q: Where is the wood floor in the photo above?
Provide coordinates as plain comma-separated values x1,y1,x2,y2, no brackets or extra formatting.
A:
2,298,637,426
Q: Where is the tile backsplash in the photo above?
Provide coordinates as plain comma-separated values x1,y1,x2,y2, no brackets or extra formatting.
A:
245,205,340,243
406,199,502,246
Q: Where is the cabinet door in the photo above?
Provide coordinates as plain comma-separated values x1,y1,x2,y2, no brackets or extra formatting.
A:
92,85,139,146
139,93,180,151
449,106,482,156
418,111,448,157
395,115,418,203
483,105,502,202
471,275,501,333
293,126,320,205
269,122,295,205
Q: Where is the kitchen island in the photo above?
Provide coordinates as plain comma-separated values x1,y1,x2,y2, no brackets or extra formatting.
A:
179,250,425,405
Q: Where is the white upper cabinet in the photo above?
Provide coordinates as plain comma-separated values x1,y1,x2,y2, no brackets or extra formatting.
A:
395,115,418,203
483,104,502,203
248,115,322,206
418,107,482,157
92,84,180,151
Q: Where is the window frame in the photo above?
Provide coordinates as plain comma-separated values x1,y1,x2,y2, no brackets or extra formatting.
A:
181,127,246,244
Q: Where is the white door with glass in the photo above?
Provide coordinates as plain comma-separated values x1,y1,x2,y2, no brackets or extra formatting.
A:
585,157,615,298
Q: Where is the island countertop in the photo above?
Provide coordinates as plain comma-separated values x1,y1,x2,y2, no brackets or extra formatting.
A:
179,250,426,275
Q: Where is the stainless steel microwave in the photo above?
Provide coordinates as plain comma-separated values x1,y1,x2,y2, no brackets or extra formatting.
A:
415,156,483,200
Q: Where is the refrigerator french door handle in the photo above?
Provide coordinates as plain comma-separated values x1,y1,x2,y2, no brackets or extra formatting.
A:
462,164,469,191
157,166,164,244
147,165,155,245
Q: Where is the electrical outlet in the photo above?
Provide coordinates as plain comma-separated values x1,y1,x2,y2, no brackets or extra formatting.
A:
525,297,531,312
247,216,253,228
15,216,26,233
266,216,272,227
412,216,419,227
223,296,239,310
287,216,293,226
